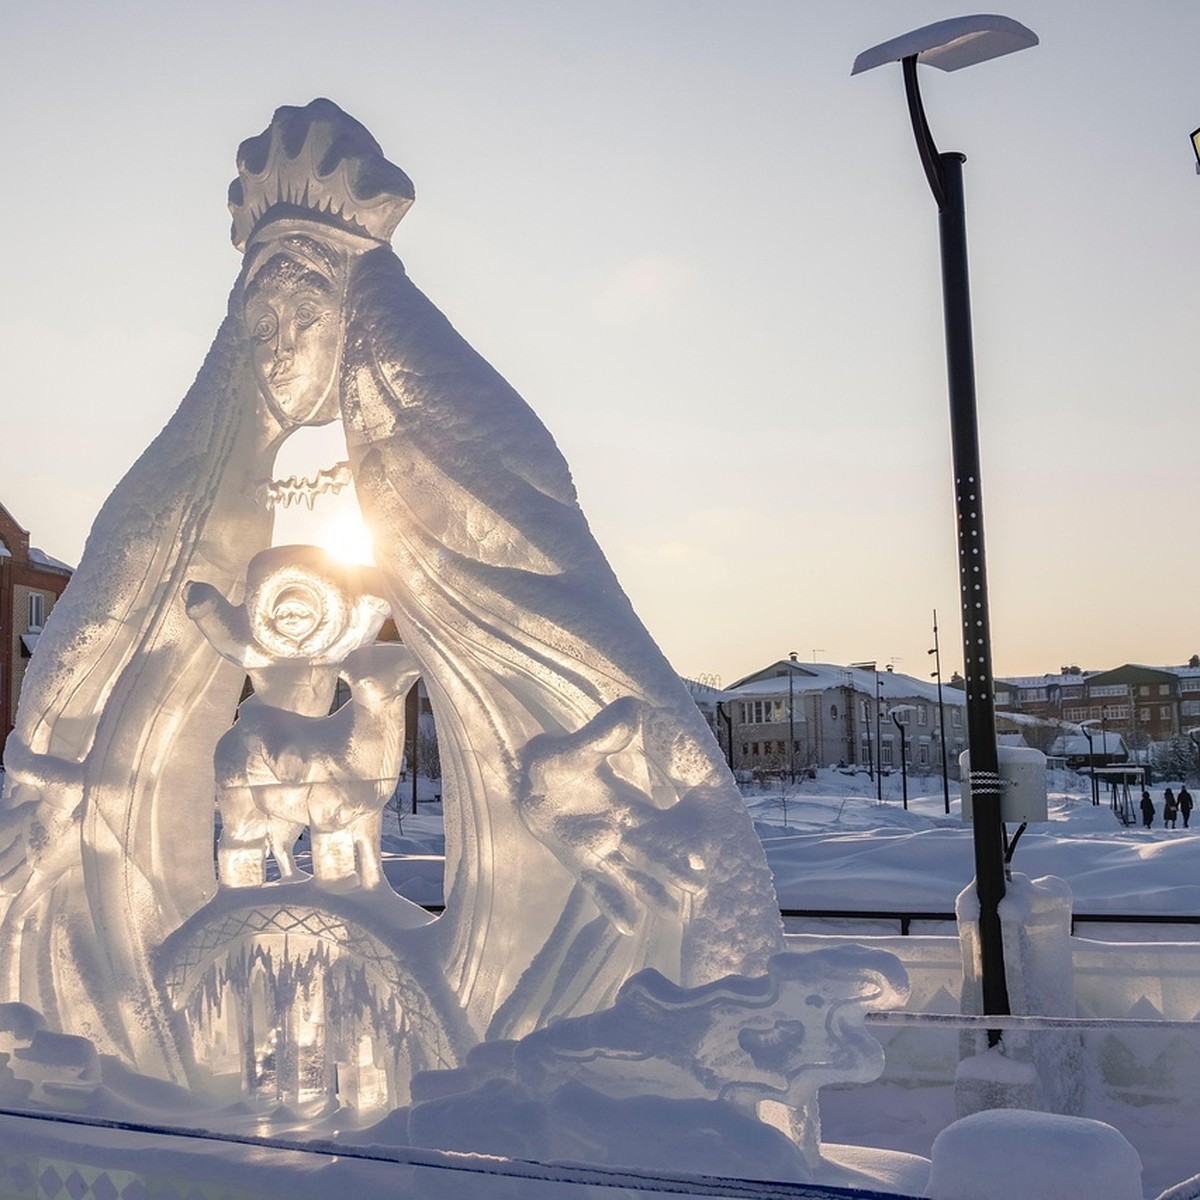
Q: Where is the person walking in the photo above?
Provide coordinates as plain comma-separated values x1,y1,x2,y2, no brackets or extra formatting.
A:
1163,787,1178,829
1179,785,1193,829
1140,789,1156,829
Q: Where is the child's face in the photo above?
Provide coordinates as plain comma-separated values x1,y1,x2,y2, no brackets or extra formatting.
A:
269,586,321,645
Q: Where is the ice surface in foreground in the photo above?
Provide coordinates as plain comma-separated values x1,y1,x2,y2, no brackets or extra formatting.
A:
0,98,907,1176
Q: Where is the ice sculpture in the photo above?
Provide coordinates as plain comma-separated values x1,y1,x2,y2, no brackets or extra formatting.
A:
0,98,785,1085
186,545,412,888
0,97,913,1174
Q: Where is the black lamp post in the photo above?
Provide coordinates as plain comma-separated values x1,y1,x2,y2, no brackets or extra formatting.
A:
1080,720,1100,806
788,651,798,783
875,671,884,803
854,15,1038,1036
929,608,951,815
891,706,914,810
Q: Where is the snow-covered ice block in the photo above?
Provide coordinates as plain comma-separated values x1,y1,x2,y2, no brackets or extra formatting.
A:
926,1109,1142,1200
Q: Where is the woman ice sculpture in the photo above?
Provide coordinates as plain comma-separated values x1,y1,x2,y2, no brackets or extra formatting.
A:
0,99,783,1080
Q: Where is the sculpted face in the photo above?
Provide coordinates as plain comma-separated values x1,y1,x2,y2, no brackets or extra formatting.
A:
269,585,322,645
244,250,342,426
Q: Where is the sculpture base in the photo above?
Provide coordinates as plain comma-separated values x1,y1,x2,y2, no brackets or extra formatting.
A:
158,882,468,1114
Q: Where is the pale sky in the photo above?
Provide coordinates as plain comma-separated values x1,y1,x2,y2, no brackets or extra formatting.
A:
3,2,1198,685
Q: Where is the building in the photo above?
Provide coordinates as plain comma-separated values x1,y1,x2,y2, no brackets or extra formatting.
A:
996,661,1200,751
0,502,73,746
722,658,966,778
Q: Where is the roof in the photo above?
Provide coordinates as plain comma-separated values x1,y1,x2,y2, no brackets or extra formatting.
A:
727,661,962,707
28,547,73,575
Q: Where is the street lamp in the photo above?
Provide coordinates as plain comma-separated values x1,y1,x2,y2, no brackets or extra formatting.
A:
1080,719,1101,806
929,608,951,815
854,14,1038,1035
788,651,798,784
1191,127,1200,175
891,705,916,810
875,670,884,803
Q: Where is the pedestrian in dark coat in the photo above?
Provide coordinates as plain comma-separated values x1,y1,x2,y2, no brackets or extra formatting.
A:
1179,786,1193,829
1164,787,1178,829
1141,790,1155,829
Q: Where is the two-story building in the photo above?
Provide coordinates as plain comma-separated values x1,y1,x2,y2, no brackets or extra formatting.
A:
722,658,966,778
1,502,73,746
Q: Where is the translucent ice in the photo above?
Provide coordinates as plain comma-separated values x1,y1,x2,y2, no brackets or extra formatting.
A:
0,99,784,1109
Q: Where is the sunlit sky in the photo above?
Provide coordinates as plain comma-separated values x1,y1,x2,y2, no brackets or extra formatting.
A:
3,2,1199,685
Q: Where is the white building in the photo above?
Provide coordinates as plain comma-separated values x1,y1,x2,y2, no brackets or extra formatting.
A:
722,659,966,778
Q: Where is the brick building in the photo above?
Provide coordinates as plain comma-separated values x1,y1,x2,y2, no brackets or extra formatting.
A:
1,502,73,746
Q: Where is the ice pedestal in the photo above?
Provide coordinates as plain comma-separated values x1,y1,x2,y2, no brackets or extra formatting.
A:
956,872,1083,1116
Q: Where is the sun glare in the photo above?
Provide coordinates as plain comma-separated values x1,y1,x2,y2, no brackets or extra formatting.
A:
316,508,376,566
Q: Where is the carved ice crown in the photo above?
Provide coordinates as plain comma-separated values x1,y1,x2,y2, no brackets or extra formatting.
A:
229,98,415,252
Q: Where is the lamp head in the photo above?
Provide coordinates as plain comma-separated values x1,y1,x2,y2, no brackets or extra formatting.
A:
1191,127,1200,175
852,14,1038,76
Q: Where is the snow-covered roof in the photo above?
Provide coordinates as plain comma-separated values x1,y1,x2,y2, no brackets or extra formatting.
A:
0,538,10,559
28,546,73,574
1051,732,1125,757
727,662,962,707
996,673,1089,689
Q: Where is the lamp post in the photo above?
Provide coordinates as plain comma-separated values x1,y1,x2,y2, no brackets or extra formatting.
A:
929,608,951,815
891,705,915,810
1080,719,1101,806
788,651,798,784
875,670,884,803
854,15,1038,1035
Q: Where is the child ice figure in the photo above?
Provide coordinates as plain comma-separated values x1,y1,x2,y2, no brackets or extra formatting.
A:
185,544,402,886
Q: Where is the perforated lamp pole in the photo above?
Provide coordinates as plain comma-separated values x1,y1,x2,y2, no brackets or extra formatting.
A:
854,16,1039,1035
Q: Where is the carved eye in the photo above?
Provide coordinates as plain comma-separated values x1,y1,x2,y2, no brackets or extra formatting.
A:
252,313,277,342
295,302,319,327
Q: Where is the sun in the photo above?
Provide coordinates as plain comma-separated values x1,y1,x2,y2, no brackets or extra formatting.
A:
315,506,376,567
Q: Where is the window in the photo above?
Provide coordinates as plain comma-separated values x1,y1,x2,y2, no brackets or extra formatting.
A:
829,704,839,720
1140,708,1150,723
741,743,749,756
861,700,870,721
893,708,911,725
1139,685,1150,697
752,742,760,757
918,706,928,726
951,708,962,727
1182,701,1200,718
1021,687,1048,702
1064,707,1088,722
28,592,46,630
1181,679,1200,693
918,743,929,765
1160,706,1172,720
881,740,894,766
1160,684,1171,696
1090,685,1128,698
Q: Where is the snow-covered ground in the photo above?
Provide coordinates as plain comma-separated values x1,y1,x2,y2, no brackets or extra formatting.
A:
377,766,1200,1196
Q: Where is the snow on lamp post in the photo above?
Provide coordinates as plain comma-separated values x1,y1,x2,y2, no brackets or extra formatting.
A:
1191,126,1200,175
853,15,1038,1035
